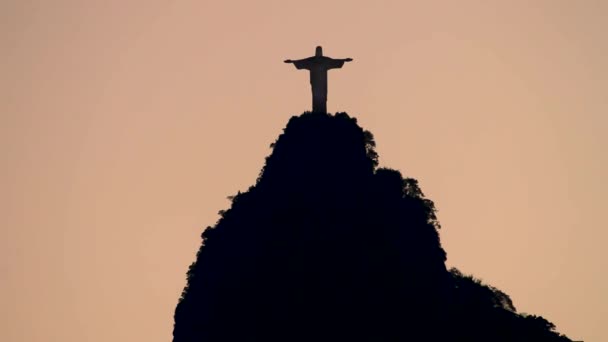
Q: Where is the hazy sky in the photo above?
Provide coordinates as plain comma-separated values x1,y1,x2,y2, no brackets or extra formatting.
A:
2,1,606,341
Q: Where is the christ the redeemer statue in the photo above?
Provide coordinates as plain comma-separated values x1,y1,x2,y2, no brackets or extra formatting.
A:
285,46,353,113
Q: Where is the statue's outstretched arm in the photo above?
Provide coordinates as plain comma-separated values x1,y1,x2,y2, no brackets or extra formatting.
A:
284,58,312,70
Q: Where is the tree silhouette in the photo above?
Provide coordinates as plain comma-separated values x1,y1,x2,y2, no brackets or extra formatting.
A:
173,112,573,341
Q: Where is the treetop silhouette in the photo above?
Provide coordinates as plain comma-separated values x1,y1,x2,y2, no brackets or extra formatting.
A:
173,111,574,341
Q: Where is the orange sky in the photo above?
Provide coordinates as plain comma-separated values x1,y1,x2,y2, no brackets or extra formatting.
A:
2,1,606,341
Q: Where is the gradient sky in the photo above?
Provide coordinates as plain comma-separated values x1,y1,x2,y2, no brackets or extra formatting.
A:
2,1,607,341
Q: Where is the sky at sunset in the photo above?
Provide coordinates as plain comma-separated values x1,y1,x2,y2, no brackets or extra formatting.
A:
2,1,607,341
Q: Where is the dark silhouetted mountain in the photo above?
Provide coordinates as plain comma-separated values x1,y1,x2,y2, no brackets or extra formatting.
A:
173,112,573,341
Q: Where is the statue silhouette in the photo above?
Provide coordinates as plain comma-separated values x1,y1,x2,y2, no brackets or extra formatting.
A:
285,46,353,113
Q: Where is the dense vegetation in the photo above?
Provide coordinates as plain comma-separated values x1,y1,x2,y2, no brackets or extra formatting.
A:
173,112,571,341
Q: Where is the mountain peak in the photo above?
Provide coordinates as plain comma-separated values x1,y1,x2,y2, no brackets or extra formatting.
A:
173,112,572,342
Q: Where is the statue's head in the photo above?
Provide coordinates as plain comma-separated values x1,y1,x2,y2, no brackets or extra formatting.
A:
315,46,323,57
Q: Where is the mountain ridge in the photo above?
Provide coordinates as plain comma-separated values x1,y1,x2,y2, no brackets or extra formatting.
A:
173,111,572,342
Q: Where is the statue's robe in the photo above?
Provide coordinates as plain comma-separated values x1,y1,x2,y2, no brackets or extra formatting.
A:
291,56,346,113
